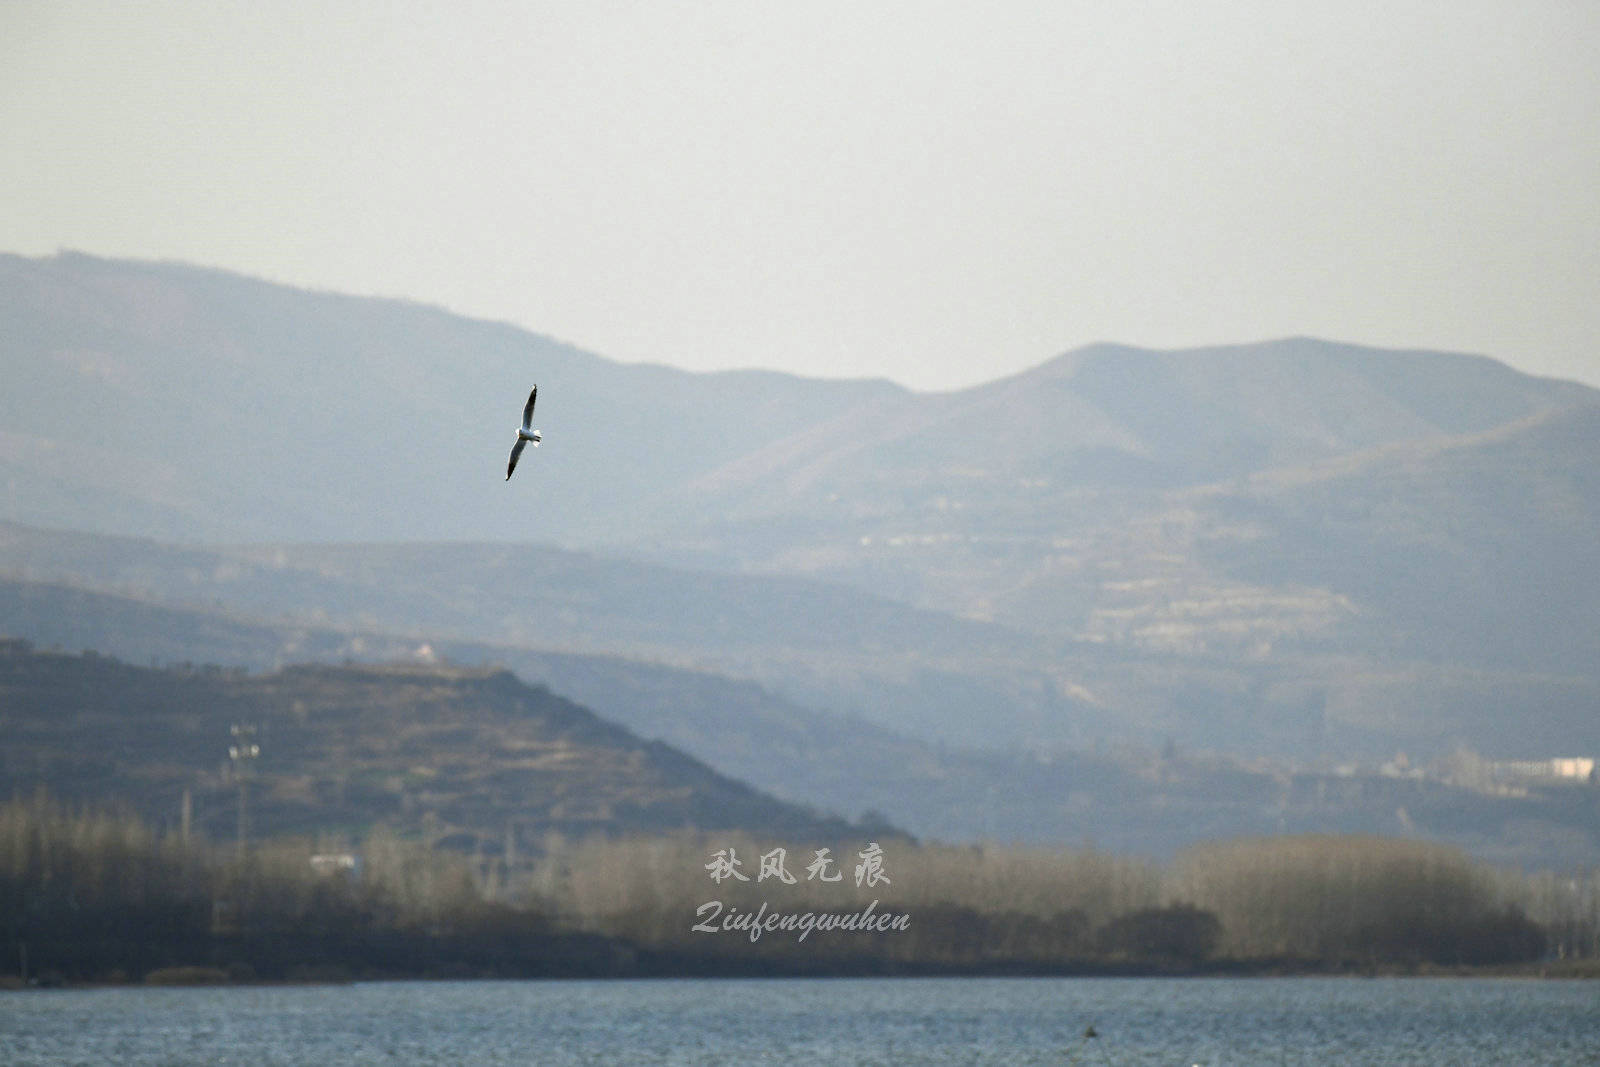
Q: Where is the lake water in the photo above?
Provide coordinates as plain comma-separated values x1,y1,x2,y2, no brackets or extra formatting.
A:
2,977,1596,1065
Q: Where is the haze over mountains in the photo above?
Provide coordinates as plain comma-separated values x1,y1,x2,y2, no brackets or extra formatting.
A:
3,251,1598,864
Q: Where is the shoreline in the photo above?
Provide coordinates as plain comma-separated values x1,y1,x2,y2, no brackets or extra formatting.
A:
5,956,1596,990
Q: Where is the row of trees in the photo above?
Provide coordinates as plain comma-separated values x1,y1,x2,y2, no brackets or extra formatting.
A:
3,795,1596,983
525,831,1588,969
0,796,614,984
1170,836,1555,965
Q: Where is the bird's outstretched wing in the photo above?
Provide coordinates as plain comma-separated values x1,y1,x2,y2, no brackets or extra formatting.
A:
521,386,538,430
506,437,528,480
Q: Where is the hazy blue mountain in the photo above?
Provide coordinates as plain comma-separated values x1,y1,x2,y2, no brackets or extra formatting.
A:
655,339,1598,620
682,337,1590,511
8,252,1589,559
0,251,905,545
1192,403,1600,673
5,252,1600,771
7,514,1600,768
0,519,1072,749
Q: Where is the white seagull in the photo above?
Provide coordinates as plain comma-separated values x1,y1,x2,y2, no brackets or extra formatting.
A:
506,385,542,480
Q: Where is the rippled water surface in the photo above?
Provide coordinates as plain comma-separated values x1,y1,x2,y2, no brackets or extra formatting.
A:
3,976,1597,1065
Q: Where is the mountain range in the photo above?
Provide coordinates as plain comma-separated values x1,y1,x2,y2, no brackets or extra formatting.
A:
3,251,1599,864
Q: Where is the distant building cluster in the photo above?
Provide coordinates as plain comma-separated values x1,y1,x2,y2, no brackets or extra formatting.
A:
310,852,360,876
1489,757,1597,785
1389,750,1598,796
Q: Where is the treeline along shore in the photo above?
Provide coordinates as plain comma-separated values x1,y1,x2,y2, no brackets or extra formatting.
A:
2,796,1596,986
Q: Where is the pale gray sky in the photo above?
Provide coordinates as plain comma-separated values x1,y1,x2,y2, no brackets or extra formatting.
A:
3,1,1597,391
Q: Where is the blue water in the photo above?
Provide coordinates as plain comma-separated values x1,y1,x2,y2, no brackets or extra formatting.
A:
2,977,1596,1065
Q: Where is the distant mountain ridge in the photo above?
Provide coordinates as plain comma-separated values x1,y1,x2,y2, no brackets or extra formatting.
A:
688,337,1591,509
7,252,1591,552
0,251,906,544
659,336,1598,599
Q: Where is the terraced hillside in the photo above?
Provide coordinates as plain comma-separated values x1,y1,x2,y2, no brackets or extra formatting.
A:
0,640,862,858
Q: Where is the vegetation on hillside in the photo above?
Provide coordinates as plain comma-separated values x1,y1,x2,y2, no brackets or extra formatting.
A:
0,641,862,854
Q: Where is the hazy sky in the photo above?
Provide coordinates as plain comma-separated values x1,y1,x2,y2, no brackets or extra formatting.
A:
3,1,1597,391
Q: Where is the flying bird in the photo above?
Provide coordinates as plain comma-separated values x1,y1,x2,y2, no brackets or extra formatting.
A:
506,385,542,480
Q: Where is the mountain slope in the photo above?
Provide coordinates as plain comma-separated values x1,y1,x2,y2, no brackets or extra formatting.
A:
9,512,1600,770
1,251,905,544
659,338,1598,594
1193,401,1600,673
0,638,861,853
6,576,1596,869
686,337,1592,512
0,568,980,832
0,518,1069,747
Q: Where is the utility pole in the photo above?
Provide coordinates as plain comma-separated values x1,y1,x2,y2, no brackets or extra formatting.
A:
228,724,259,857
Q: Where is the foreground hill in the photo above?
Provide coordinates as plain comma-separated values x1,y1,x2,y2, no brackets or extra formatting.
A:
0,639,860,855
